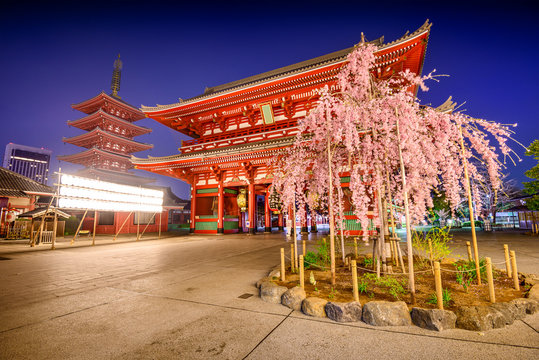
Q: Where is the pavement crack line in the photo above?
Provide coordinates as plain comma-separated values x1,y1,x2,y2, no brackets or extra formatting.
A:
242,309,294,360
286,314,539,350
0,298,127,334
520,319,539,334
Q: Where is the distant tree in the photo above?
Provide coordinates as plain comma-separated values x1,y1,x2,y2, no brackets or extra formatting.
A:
524,140,539,210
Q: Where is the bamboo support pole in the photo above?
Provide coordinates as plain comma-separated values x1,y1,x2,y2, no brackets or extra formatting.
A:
138,212,157,240
92,210,97,246
396,115,416,303
302,240,306,257
460,127,481,285
293,200,298,270
434,261,443,310
327,135,336,285
280,248,286,281
354,237,358,259
158,211,162,239
396,239,405,273
136,210,140,241
352,259,359,302
485,257,495,303
113,212,133,241
71,209,88,245
504,244,512,278
299,255,304,289
290,243,295,272
510,250,519,290
466,241,473,262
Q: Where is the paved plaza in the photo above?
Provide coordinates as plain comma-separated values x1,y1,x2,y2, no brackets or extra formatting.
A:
0,231,538,359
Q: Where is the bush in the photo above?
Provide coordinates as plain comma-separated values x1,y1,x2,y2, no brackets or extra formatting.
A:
412,227,452,263
303,239,331,269
461,220,484,228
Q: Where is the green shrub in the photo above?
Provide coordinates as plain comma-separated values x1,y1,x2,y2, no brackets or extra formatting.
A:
303,240,331,269
454,258,486,291
427,289,453,307
412,227,452,264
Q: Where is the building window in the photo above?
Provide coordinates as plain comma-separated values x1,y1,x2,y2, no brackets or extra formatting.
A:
133,212,155,225
98,212,115,225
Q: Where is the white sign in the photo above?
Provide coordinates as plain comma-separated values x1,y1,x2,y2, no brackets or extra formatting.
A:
58,174,163,213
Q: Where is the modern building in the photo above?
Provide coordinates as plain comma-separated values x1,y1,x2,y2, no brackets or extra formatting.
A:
132,21,432,235
3,143,52,184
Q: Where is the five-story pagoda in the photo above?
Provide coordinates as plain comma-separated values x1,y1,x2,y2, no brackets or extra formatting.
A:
59,55,154,185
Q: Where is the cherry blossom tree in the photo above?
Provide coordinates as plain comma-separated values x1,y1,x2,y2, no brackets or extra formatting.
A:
273,42,516,300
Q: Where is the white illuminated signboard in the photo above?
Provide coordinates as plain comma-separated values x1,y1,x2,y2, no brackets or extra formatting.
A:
58,174,163,213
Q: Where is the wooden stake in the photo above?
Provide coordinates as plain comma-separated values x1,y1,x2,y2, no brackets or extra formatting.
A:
51,209,57,250
92,210,97,246
354,237,358,259
71,209,88,245
280,248,286,281
485,257,495,303
428,239,434,271
290,243,295,272
351,259,359,302
510,250,519,290
466,241,473,262
302,240,306,257
293,199,298,270
460,126,481,285
299,255,304,289
136,210,140,241
138,212,157,240
503,244,512,278
327,135,336,286
396,239,405,273
434,261,443,310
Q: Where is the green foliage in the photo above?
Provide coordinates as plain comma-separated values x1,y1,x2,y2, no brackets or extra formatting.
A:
524,140,539,210
328,287,336,300
358,280,368,294
412,227,453,263
461,220,484,228
454,259,486,291
427,289,453,307
358,273,407,300
303,240,330,269
362,257,374,267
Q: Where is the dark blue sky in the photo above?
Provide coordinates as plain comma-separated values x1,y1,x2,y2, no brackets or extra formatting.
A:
1,0,537,199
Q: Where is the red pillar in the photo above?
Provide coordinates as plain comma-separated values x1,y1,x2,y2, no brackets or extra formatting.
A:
310,211,318,233
248,183,256,234
288,205,294,235
217,183,224,233
278,212,284,232
301,205,309,233
190,183,196,233
264,189,271,233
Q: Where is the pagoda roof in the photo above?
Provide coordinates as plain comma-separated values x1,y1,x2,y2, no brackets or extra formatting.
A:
0,166,54,198
74,167,156,186
63,127,153,152
141,20,431,113
58,147,132,165
67,109,151,136
73,91,146,121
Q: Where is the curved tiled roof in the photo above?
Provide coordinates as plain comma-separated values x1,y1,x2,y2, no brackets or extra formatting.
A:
0,166,54,197
141,20,431,113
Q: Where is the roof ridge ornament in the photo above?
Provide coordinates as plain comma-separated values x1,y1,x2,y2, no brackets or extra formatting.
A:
111,53,123,99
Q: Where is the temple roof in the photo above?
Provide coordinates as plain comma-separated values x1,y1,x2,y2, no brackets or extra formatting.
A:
67,109,151,136
0,166,54,198
63,127,153,152
73,91,146,121
18,206,71,219
141,20,431,113
132,136,295,166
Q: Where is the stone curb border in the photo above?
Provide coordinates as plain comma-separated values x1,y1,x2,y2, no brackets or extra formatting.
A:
256,268,539,332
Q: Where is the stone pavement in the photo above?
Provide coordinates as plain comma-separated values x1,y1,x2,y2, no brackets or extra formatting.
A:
0,231,538,359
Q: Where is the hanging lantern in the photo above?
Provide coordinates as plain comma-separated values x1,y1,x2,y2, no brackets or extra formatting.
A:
267,186,282,214
237,188,247,212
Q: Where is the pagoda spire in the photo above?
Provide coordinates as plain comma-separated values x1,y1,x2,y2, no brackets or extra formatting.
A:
111,53,122,99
